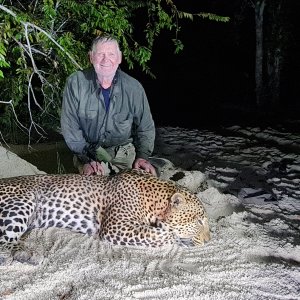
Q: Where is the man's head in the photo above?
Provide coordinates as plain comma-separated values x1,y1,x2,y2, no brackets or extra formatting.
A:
89,34,122,79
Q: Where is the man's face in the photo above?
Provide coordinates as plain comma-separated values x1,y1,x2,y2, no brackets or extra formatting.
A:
90,41,122,78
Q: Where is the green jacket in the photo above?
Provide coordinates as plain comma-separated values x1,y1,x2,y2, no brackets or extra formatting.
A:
61,68,155,163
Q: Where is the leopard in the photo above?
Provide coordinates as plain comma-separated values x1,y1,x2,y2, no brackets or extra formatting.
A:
0,169,210,250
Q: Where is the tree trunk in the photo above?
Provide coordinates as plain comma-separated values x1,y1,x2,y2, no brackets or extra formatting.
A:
254,0,266,108
266,0,283,109
267,47,281,108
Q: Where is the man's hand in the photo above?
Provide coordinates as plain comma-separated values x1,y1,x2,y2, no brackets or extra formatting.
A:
82,161,105,175
133,158,157,176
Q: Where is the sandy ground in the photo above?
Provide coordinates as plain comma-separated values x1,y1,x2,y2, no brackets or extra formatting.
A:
0,123,300,300
0,146,46,178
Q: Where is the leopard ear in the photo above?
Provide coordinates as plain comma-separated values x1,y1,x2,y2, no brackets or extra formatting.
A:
170,192,186,209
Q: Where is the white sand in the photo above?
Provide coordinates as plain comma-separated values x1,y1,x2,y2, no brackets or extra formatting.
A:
0,123,300,300
0,146,45,178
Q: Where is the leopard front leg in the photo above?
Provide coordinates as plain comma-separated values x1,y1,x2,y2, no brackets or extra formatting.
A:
99,219,180,247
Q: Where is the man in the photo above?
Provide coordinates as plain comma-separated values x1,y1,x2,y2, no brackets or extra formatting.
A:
61,34,157,176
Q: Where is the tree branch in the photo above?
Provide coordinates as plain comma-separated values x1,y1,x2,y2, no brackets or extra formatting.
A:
0,4,82,144
0,4,82,70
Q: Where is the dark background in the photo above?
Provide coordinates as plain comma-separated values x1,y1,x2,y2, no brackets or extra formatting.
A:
125,0,300,129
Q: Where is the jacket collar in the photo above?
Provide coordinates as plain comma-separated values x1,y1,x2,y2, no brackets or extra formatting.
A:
91,67,119,93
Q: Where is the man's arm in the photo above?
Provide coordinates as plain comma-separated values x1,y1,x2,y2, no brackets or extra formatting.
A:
132,86,156,175
61,75,91,164
132,87,155,159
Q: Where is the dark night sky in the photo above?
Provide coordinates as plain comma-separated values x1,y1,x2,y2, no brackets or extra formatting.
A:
125,1,300,129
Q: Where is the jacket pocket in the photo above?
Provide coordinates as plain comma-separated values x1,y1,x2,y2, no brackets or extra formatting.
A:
82,110,97,119
111,113,133,138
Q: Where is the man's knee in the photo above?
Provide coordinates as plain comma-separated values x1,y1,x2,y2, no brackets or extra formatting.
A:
112,143,136,169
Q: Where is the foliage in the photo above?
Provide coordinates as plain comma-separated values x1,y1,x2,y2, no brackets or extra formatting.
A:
0,0,229,143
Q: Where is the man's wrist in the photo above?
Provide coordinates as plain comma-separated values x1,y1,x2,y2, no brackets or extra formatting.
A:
76,154,92,164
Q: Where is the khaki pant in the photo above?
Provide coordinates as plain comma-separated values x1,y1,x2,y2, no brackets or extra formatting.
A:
74,142,171,177
74,143,136,176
